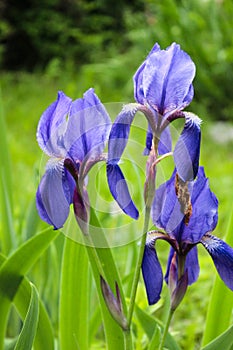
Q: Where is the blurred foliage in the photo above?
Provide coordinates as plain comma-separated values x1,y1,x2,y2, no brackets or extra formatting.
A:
1,0,233,120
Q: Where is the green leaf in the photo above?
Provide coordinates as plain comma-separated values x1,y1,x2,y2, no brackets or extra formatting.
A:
0,91,15,253
0,227,58,300
201,324,233,350
135,304,181,350
0,252,54,350
14,284,39,350
59,238,89,350
87,208,129,348
64,207,129,348
0,228,58,350
134,303,160,340
14,276,55,350
202,208,233,345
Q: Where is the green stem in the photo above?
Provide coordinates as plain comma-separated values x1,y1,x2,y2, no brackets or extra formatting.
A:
123,329,133,350
158,309,174,350
127,205,151,325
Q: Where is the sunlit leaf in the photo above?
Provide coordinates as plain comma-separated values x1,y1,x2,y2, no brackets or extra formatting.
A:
201,324,233,350
14,284,39,350
202,208,233,345
135,304,181,350
0,228,58,349
59,238,89,350
0,92,15,253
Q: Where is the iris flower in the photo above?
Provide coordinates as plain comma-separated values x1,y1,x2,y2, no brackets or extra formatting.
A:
107,43,201,219
36,88,111,230
142,167,233,307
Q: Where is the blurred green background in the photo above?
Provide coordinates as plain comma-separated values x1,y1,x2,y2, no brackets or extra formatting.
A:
1,1,233,349
1,0,233,224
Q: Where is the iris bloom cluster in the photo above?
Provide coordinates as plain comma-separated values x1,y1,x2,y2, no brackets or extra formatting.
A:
107,43,201,219
142,167,233,307
36,42,233,314
36,88,111,230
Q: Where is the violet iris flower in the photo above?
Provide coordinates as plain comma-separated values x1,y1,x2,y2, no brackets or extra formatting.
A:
107,43,201,219
36,88,111,230
142,167,233,306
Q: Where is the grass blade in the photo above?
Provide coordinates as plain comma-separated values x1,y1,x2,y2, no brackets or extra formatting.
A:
202,207,233,345
0,227,58,350
0,91,15,253
202,324,233,350
14,276,55,350
14,284,39,350
59,237,89,350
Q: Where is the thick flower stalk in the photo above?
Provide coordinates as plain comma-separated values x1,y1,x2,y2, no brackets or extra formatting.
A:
36,88,111,230
142,167,233,309
107,42,201,218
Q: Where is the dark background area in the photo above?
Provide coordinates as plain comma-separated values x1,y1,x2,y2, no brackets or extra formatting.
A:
1,0,233,120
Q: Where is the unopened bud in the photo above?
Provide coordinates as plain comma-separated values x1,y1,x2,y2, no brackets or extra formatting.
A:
100,276,128,330
171,270,188,312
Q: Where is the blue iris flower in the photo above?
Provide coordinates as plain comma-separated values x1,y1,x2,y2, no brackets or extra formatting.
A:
107,43,201,219
142,167,233,306
36,88,111,229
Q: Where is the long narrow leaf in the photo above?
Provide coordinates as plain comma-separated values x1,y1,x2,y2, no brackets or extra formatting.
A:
0,253,54,350
14,284,39,350
134,304,181,350
0,228,58,350
0,91,15,253
14,276,55,350
87,208,128,348
202,208,233,345
201,324,233,350
59,237,89,350
65,208,128,348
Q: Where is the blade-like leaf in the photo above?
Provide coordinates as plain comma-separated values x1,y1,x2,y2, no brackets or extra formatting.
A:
0,227,58,300
14,276,55,350
135,304,181,350
0,253,54,350
202,208,233,345
14,284,39,350
201,324,233,350
0,228,58,350
87,208,129,348
0,91,15,253
59,238,89,350
65,207,129,348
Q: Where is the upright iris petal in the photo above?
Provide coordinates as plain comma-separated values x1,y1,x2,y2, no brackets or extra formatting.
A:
142,167,233,306
36,88,111,229
107,42,201,219
136,43,196,116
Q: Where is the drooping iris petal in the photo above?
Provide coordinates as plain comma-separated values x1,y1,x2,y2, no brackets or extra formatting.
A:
201,233,233,290
142,245,163,305
37,91,72,157
108,103,140,164
107,164,139,219
152,170,184,234
165,247,176,285
141,43,195,116
181,167,218,243
66,88,111,162
36,159,75,229
173,112,201,181
185,246,200,285
134,43,161,104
